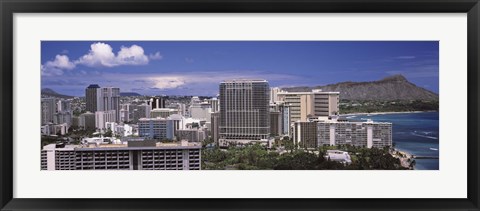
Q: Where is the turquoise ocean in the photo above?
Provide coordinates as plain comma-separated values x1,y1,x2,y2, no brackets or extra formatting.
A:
345,112,439,170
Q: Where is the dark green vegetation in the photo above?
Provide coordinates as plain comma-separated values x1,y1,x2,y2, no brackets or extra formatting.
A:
201,139,407,170
339,99,439,114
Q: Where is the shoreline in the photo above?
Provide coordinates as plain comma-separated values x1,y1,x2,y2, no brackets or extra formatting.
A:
340,110,437,116
390,148,416,170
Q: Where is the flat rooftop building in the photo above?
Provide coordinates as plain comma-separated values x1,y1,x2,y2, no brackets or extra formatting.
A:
317,119,392,148
41,141,201,170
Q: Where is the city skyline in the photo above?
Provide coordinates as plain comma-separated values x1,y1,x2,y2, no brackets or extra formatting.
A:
41,41,439,97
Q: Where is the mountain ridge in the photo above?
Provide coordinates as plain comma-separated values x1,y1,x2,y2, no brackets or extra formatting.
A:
41,88,74,99
282,74,438,101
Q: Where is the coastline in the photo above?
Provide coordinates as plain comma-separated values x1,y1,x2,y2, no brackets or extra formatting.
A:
340,110,437,116
390,148,415,170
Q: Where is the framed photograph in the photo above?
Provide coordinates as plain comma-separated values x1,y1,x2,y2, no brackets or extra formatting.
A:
1,0,479,210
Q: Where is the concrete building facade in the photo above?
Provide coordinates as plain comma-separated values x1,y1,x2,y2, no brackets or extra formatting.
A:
317,120,392,148
219,79,270,146
277,89,339,122
151,108,179,119
148,96,166,110
293,121,318,149
100,87,121,122
41,141,201,170
270,111,282,136
41,98,56,125
85,84,101,113
176,129,206,142
79,112,96,130
95,110,116,130
138,118,176,140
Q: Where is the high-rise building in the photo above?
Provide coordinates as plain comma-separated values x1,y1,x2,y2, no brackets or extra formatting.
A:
138,118,176,140
119,104,130,123
148,96,166,110
41,98,56,125
207,98,220,113
211,112,220,143
95,110,116,130
100,87,120,122
79,112,96,130
54,112,72,126
41,141,201,170
317,119,392,148
279,103,291,136
190,102,212,120
270,87,282,104
85,84,101,113
270,111,281,136
191,96,201,105
56,99,72,113
277,89,339,122
71,116,79,127
134,104,151,121
167,103,187,116
293,121,318,149
219,79,270,146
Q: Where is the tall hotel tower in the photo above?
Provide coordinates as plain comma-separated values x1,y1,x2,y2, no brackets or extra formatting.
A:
85,85,120,122
85,84,101,112
219,79,270,147
100,87,121,122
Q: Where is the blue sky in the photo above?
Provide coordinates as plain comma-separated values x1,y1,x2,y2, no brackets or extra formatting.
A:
41,41,439,97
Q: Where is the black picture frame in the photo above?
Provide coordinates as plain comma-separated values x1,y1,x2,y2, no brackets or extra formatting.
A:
1,0,479,210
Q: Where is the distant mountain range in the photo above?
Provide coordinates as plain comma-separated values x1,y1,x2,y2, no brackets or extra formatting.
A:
120,92,142,97
41,88,143,98
41,88,74,99
281,75,438,101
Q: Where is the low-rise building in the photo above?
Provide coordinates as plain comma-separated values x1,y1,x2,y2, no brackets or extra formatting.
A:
176,129,205,142
325,150,352,165
95,110,116,130
150,108,178,119
317,119,392,148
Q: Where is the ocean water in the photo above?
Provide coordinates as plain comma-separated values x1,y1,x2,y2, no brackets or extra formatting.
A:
345,112,439,170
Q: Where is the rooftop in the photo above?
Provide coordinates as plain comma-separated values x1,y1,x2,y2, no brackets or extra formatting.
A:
277,90,340,95
221,79,268,83
42,141,201,151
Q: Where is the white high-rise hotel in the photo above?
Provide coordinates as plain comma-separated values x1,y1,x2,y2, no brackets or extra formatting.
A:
219,79,270,146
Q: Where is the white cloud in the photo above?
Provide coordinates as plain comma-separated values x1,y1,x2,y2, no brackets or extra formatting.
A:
41,55,75,76
137,70,300,90
149,52,163,60
76,42,116,67
76,42,150,67
116,45,149,65
42,42,158,76
150,76,185,89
